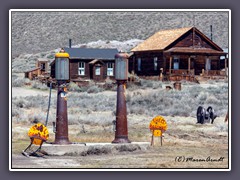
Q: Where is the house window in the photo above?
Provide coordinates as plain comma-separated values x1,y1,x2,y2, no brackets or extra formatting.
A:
154,57,158,71
78,62,85,75
137,58,141,71
107,63,114,76
95,66,101,75
173,56,179,70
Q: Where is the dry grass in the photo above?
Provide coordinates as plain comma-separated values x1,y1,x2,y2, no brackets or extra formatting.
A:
11,78,229,169
11,78,228,125
11,114,228,168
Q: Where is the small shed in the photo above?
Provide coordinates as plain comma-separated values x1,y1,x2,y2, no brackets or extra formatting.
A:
36,58,49,74
24,67,41,80
24,58,50,80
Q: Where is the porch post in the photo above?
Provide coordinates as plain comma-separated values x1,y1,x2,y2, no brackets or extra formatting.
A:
225,56,227,77
188,56,191,74
205,56,207,70
169,56,172,75
163,54,166,74
133,55,135,75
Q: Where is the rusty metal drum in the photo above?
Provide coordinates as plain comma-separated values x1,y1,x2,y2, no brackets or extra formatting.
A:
173,81,181,90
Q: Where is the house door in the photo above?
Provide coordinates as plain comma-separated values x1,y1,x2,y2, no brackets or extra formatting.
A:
195,56,205,75
94,65,103,81
40,63,46,72
90,65,93,79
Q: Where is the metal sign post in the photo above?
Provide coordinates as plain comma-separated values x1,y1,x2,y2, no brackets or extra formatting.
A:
149,116,168,146
112,53,131,143
22,123,49,157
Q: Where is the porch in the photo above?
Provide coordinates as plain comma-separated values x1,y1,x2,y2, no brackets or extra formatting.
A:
168,69,226,76
164,47,228,81
166,69,227,82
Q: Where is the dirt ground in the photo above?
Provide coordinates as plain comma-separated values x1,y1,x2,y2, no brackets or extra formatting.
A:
10,86,229,170
11,119,229,169
11,143,228,169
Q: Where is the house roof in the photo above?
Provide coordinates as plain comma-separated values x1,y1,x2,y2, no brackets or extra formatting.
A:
131,27,192,52
64,47,119,60
37,58,49,62
131,27,223,52
24,67,40,73
89,59,104,65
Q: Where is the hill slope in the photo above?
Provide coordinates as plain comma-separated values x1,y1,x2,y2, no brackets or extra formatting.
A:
11,11,229,57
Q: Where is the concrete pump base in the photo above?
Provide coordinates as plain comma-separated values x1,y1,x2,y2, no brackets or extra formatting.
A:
42,142,151,156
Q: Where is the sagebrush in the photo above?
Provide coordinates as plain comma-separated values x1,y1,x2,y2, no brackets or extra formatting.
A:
12,79,228,125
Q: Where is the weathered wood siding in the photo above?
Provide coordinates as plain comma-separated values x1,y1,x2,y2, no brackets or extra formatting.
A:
211,59,220,70
129,52,164,76
70,60,91,80
51,59,115,81
168,30,218,50
69,61,79,78
68,59,115,81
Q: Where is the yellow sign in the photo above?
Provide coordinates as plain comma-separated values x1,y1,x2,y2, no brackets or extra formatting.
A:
149,116,167,137
153,130,162,137
28,123,49,145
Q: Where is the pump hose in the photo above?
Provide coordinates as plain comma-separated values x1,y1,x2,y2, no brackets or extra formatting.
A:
45,82,52,126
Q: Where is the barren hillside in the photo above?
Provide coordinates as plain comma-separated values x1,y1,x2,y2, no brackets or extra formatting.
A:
11,11,229,57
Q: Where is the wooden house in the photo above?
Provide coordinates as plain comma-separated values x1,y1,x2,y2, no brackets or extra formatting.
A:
130,27,228,81
50,48,119,82
24,58,49,80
